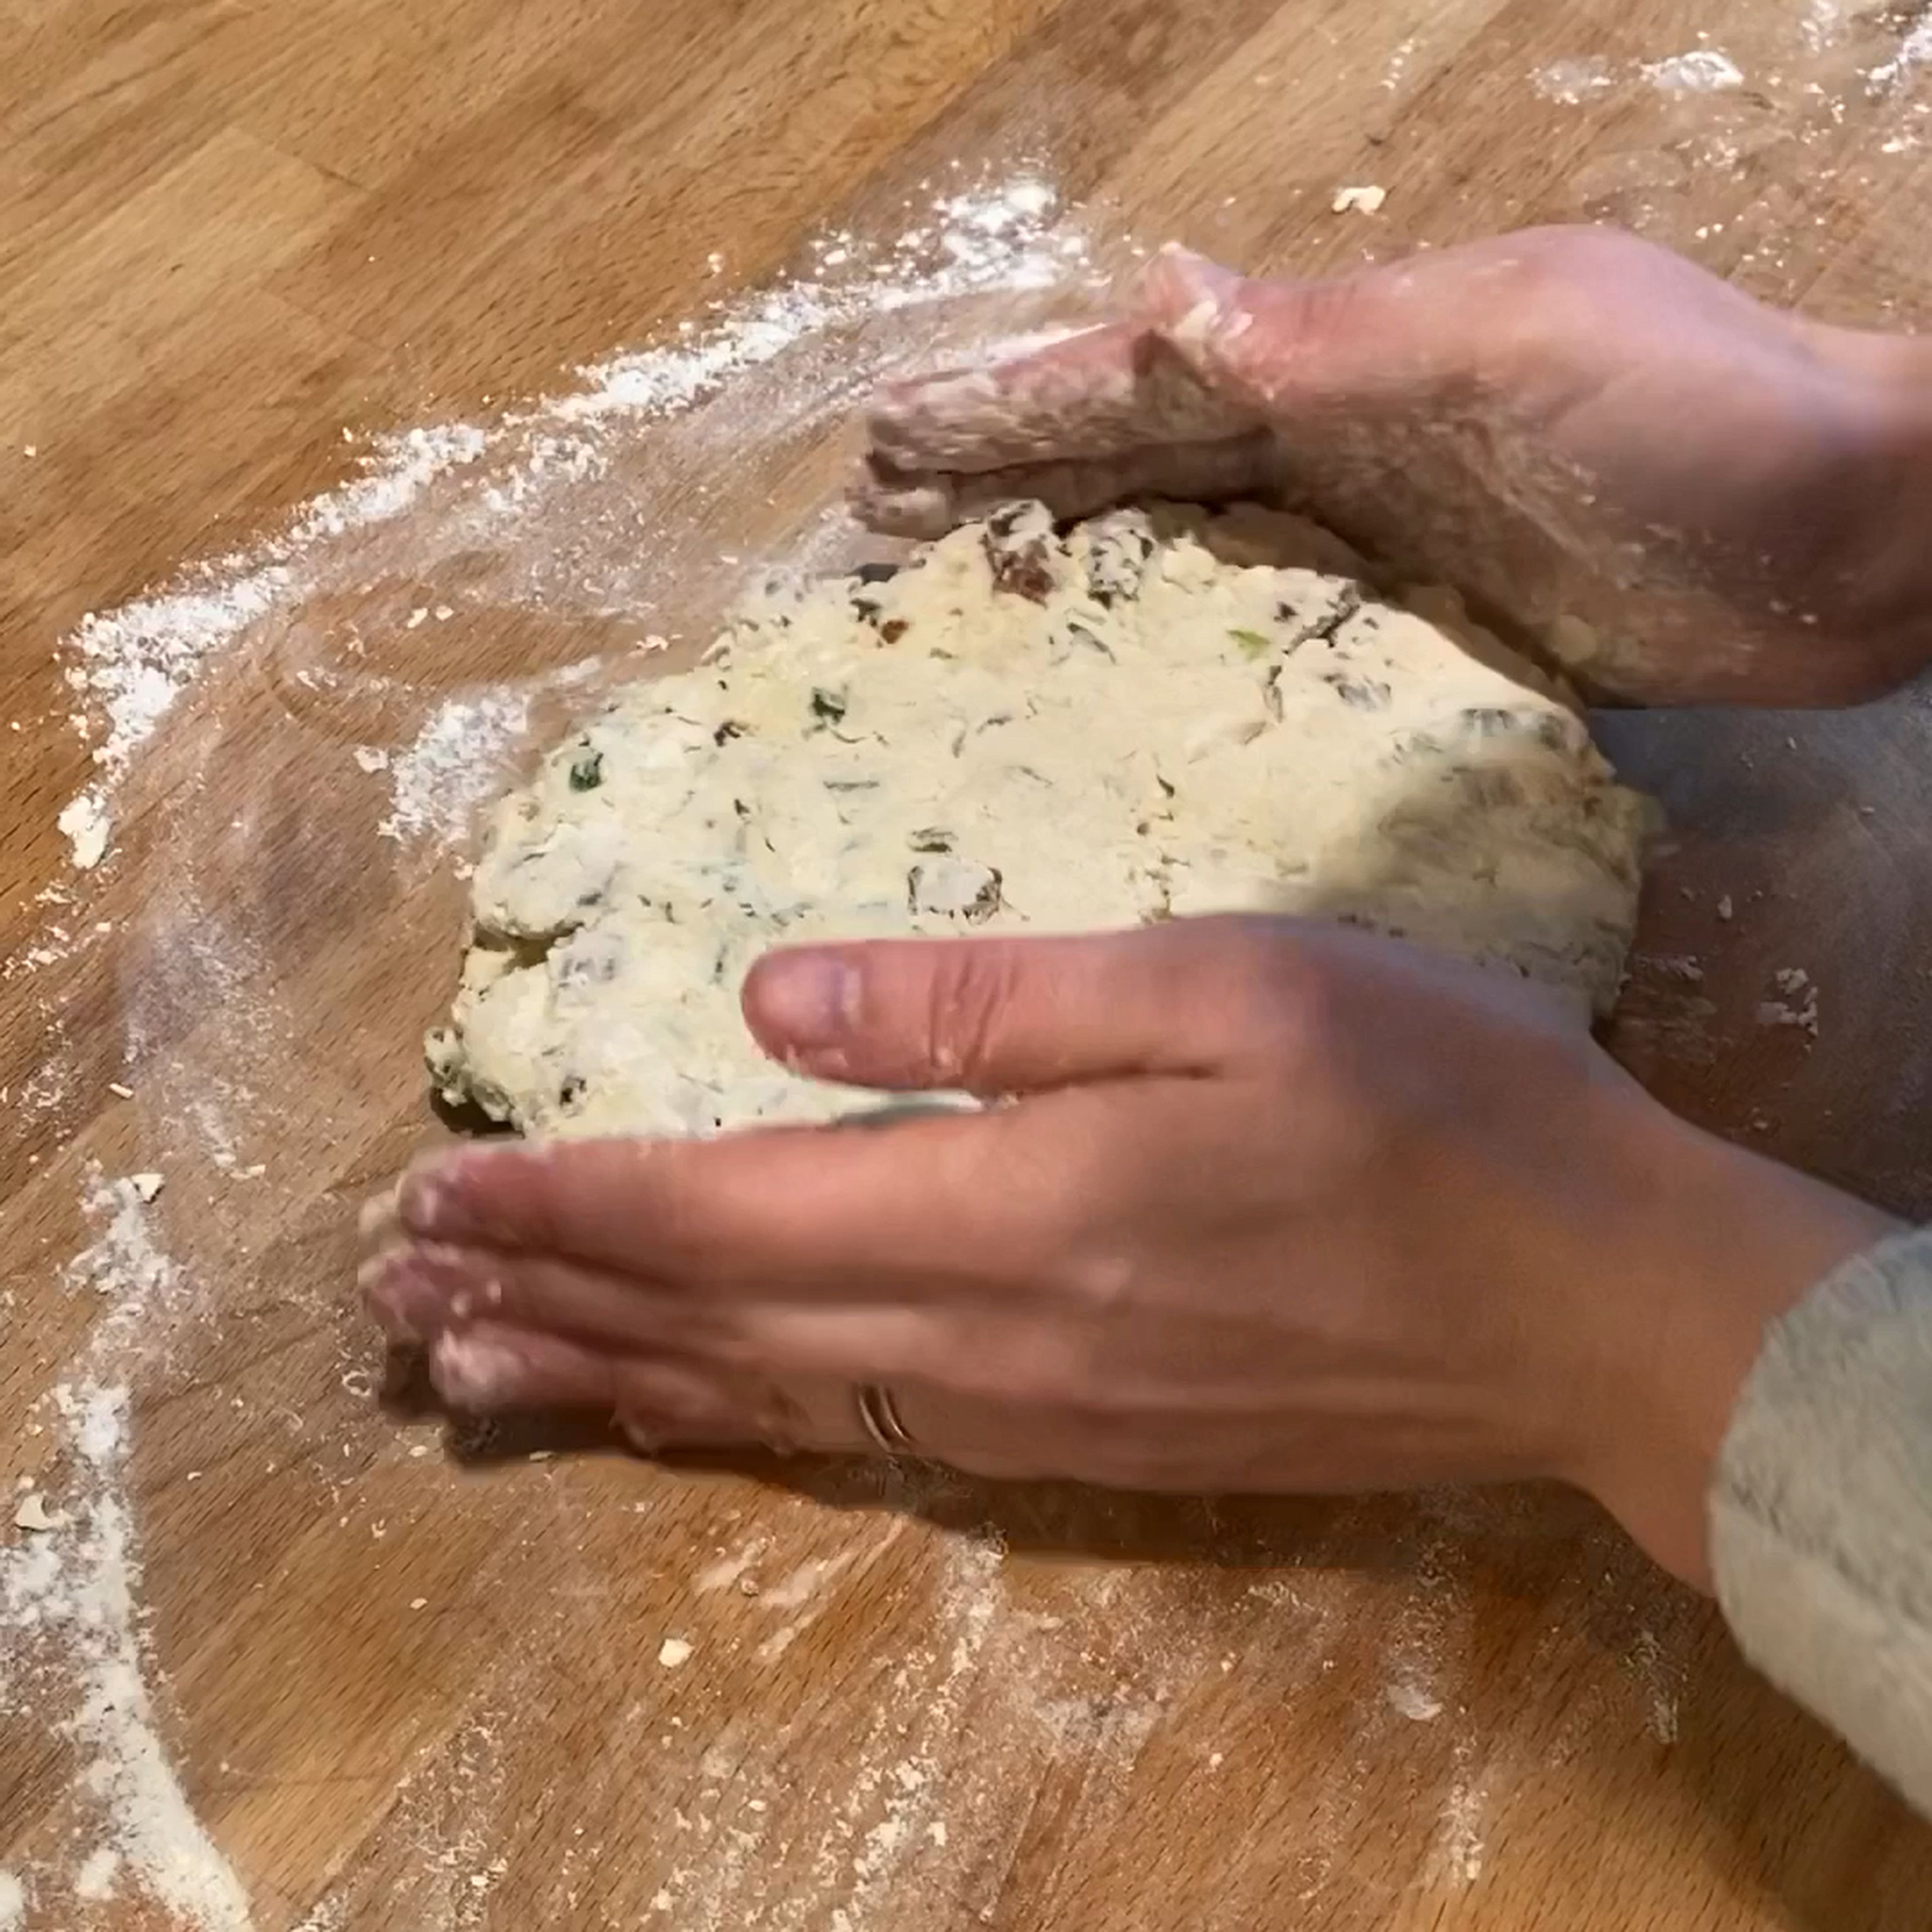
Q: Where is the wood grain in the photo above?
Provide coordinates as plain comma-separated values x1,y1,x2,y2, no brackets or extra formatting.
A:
4,0,1931,1926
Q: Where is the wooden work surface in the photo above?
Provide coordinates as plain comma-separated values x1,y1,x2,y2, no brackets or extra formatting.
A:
4,1,1931,1927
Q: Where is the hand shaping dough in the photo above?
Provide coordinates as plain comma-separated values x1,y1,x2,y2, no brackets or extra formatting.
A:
427,502,1650,1138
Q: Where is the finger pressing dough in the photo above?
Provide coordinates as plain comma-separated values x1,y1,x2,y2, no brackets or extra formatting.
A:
426,502,1651,1138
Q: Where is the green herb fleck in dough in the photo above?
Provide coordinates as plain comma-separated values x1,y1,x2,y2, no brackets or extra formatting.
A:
1230,627,1273,659
568,748,604,791
810,687,848,724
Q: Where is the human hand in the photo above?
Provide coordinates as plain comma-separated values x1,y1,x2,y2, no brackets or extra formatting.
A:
858,231,1932,705
360,918,1894,1588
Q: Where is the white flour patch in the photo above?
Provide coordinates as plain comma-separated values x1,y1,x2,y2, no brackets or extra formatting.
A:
1645,48,1745,91
56,794,110,871
556,181,1074,435
289,1900,347,1932
1867,18,1932,92
0,1873,24,1927
74,1848,120,1900
176,1087,256,1176
55,423,489,870
1436,1776,1486,1886
1387,1679,1444,1723
1801,0,1844,54
378,691,533,846
1531,57,1616,102
2,1178,253,1929
692,1539,768,1594
5,920,89,980
57,569,291,871
62,1169,184,1321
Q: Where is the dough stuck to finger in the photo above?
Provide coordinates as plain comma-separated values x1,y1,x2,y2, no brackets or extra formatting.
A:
424,498,1651,1143
430,1329,527,1410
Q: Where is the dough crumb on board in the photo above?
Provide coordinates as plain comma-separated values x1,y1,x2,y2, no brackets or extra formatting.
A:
426,501,1651,1139
1331,184,1389,214
13,1493,55,1533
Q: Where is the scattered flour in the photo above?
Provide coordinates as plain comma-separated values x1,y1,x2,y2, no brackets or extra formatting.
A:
62,1168,184,1322
289,1900,348,1932
57,570,290,870
1801,0,1844,55
1388,1679,1445,1723
49,174,1084,879
378,692,533,846
55,794,109,871
16,167,1104,1928
1437,1778,1486,1885
1867,18,1932,92
1644,49,1745,91
0,1375,250,1931
1533,56,1615,103
2,1166,253,1925
1382,34,1417,89
73,1848,121,1900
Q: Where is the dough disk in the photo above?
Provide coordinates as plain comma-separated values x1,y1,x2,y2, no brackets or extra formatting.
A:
427,502,1651,1138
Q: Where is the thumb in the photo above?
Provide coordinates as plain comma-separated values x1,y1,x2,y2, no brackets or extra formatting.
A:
741,919,1292,1095
1140,244,1426,417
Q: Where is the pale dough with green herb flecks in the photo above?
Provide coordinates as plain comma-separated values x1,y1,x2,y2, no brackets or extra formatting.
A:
426,501,1651,1139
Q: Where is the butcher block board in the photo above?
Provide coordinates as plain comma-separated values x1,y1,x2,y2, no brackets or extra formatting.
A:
3,1,1931,1927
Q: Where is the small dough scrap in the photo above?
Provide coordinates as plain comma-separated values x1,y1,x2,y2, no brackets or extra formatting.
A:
1331,184,1389,215
427,502,1651,1139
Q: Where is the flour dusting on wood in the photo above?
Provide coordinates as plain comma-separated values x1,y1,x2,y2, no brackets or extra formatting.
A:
3,1174,251,1928
10,165,1137,1925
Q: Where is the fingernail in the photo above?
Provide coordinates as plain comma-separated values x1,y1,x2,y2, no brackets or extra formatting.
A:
430,1330,527,1410
396,1168,452,1238
358,1252,440,1343
359,1243,502,1341
397,1146,500,1238
748,951,862,1050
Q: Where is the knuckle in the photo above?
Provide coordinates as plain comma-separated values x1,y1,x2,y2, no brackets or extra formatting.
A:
1058,1246,1143,1319
627,1139,746,1274
923,945,1026,1090
1203,918,1349,1074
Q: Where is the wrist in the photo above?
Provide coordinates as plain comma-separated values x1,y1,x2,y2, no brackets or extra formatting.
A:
1554,1086,1899,1589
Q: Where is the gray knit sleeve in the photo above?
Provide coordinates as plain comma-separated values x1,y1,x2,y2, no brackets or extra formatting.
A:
1710,1228,1932,1816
